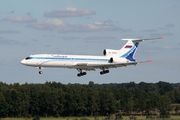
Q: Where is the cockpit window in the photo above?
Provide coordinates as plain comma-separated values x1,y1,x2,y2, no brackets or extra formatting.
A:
25,57,32,60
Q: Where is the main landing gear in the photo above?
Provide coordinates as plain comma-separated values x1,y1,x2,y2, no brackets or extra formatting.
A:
77,69,87,77
76,68,109,77
100,68,109,75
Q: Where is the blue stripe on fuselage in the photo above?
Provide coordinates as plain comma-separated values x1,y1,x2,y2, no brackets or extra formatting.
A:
25,56,109,62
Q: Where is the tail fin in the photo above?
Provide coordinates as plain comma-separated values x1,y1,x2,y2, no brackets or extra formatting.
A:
118,37,162,61
118,40,139,61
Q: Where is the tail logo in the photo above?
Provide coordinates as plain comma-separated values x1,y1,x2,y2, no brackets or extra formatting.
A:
121,42,139,61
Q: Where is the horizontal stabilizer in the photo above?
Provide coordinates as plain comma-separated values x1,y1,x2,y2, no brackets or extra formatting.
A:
121,36,162,42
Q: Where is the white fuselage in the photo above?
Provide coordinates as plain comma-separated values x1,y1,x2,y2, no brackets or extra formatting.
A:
21,54,128,69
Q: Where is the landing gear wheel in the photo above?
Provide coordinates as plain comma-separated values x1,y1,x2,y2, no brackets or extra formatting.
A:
39,71,43,74
100,69,109,75
105,70,109,73
82,72,86,75
100,71,104,75
38,67,43,74
77,69,87,77
77,73,81,77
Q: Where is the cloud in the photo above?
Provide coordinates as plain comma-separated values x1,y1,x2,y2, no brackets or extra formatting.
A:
76,20,121,32
163,45,180,50
61,36,81,40
0,30,19,34
165,23,175,28
122,29,133,33
84,36,117,43
44,7,96,17
29,19,70,31
2,16,36,23
163,46,174,50
9,11,15,14
162,32,173,36
149,32,173,37
0,37,28,45
84,36,116,40
26,12,31,16
61,36,117,43
30,39,38,42
143,29,158,32
29,19,121,32
159,23,175,30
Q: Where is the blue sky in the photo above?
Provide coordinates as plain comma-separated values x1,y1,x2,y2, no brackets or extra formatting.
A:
0,0,179,84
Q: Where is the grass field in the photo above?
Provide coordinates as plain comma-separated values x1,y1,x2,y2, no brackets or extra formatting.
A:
1,116,180,120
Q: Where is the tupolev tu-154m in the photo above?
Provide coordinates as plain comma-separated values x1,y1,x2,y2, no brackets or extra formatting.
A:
21,37,162,77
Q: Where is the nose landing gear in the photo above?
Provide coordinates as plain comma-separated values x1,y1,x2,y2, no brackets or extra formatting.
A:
39,71,43,74
38,67,43,74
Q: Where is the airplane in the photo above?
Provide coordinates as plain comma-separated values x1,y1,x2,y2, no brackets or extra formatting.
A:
21,37,162,77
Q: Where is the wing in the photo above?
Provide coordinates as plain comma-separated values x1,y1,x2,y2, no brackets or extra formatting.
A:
72,60,151,71
87,62,138,69
71,61,147,71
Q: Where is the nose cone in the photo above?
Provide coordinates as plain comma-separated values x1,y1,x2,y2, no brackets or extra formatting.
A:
21,59,26,65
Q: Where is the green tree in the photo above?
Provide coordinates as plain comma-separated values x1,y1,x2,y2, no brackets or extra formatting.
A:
99,90,117,115
157,81,173,95
158,95,171,118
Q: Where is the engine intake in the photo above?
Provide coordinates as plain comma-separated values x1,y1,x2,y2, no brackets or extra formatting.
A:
108,57,128,63
108,57,113,63
103,49,119,56
103,49,106,56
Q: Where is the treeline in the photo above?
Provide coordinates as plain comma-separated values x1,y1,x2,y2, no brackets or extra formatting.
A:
0,81,180,118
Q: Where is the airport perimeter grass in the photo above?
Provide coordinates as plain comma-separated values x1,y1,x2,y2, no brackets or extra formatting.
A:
1,116,180,120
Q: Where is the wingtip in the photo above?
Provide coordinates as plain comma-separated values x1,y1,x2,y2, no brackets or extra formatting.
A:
158,36,163,40
146,60,152,62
